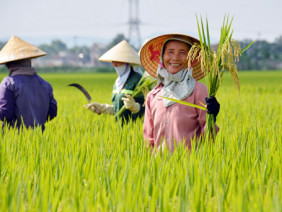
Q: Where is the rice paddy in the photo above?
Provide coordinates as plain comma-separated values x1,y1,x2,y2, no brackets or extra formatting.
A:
0,71,281,211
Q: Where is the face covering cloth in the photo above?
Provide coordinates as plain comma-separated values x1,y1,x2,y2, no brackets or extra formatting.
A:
157,67,195,107
114,64,130,93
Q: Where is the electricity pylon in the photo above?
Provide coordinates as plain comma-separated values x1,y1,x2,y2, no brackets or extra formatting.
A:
128,0,141,48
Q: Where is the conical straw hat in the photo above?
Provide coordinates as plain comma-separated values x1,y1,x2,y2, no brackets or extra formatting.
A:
0,36,46,65
98,40,141,65
139,33,205,81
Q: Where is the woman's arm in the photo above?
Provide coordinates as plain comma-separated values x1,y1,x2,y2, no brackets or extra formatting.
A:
47,86,57,121
0,82,15,122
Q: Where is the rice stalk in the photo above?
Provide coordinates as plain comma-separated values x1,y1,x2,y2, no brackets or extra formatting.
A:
186,15,254,139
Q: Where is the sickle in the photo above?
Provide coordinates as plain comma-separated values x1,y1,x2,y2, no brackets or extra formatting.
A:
68,83,92,103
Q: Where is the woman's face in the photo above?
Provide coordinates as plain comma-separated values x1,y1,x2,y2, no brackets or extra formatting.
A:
112,61,125,67
162,40,189,74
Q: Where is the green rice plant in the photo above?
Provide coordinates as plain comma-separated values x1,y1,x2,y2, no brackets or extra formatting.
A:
161,96,206,111
189,15,254,139
0,71,281,211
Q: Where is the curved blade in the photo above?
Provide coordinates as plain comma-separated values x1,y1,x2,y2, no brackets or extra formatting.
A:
68,83,92,102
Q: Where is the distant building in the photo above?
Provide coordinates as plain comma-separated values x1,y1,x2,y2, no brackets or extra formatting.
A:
90,43,107,67
33,42,111,68
34,50,77,67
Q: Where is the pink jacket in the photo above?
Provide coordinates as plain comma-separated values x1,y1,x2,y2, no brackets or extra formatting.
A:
143,81,218,152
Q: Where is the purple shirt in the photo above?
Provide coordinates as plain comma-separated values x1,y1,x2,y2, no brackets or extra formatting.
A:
143,81,219,152
0,74,57,130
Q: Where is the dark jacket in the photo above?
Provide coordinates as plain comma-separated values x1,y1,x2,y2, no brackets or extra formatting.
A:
111,68,145,123
0,74,57,130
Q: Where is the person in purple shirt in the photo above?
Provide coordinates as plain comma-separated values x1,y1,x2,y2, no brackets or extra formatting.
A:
139,33,220,152
0,36,57,131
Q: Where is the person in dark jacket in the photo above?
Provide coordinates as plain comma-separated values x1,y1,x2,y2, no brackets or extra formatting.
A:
0,36,57,131
84,40,145,123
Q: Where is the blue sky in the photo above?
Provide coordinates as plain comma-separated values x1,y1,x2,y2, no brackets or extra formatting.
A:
1,0,281,47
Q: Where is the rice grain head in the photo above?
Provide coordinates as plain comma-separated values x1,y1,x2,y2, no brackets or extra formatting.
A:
231,39,241,62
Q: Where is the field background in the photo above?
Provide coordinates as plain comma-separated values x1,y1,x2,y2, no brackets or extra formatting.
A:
0,71,281,211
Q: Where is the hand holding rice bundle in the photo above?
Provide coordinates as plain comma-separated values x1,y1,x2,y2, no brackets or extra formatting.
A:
84,102,114,115
121,94,141,114
140,16,254,152
140,33,220,152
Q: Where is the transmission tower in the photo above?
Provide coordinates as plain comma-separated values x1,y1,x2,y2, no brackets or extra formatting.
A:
128,0,141,48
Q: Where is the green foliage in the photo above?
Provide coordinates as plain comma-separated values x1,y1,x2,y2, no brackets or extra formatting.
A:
106,34,128,50
52,40,67,52
1,32,282,70
0,41,5,49
188,15,253,139
0,71,281,211
238,39,282,70
39,40,68,55
34,34,129,68
161,96,206,110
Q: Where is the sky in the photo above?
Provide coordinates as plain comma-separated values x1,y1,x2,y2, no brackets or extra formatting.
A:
1,0,282,47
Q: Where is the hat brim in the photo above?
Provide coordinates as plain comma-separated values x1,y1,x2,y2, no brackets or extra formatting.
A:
98,40,141,65
0,36,47,65
0,54,46,65
139,33,205,81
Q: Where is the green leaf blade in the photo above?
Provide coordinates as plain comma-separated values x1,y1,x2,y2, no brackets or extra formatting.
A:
161,96,207,111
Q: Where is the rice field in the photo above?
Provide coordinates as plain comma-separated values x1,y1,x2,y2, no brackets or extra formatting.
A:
0,71,281,211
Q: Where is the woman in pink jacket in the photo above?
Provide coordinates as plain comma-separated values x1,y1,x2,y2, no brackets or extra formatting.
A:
139,33,220,152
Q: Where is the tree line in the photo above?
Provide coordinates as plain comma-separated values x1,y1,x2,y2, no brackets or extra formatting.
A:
1,34,282,71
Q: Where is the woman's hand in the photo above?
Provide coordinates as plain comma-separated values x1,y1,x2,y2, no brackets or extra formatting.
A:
205,97,220,122
121,94,140,113
84,102,115,115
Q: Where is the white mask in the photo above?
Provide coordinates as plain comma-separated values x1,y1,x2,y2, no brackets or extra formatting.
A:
114,64,130,93
114,64,128,76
